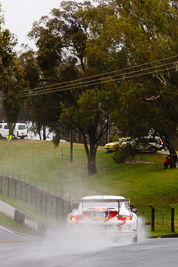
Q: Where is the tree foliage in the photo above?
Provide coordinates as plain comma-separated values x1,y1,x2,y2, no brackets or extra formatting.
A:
60,87,112,175
20,0,177,174
101,0,178,147
22,1,113,175
0,7,27,133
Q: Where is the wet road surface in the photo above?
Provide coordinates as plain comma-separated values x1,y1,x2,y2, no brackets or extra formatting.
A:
0,225,178,267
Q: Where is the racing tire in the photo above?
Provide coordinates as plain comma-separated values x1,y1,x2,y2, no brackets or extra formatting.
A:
133,235,138,243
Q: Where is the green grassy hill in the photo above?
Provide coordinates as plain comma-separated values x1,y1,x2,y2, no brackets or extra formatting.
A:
0,139,177,205
0,139,177,235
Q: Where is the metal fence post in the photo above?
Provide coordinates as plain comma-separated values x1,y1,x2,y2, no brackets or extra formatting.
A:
69,192,71,213
60,149,63,199
7,177,9,196
20,181,22,200
56,197,59,218
51,195,53,216
168,206,175,233
45,193,47,214
35,188,37,208
149,205,155,232
61,199,64,219
15,180,16,198
40,190,42,212
30,178,32,205
70,125,73,162
25,183,27,203
0,175,2,194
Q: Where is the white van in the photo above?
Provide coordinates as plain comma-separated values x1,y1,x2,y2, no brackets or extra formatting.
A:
0,123,27,139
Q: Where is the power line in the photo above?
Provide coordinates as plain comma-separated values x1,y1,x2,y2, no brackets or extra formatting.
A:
18,60,176,97
0,55,177,100
0,65,175,100
20,54,178,93
1,55,177,97
18,66,176,98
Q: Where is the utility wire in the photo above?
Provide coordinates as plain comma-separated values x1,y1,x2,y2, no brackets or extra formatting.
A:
1,55,177,96
17,54,178,93
0,55,177,100
21,66,176,97
18,60,176,97
0,65,175,100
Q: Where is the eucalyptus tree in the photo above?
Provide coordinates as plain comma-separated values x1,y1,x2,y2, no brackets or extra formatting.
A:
21,2,89,139
26,1,114,175
0,5,27,133
23,0,177,174
0,6,16,82
87,0,178,153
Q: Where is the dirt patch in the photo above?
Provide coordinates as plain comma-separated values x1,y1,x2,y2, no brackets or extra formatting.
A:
125,160,156,165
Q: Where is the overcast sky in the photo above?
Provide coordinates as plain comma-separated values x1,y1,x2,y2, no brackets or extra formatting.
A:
0,0,82,51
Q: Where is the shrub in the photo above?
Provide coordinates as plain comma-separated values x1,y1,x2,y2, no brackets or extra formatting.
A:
112,135,118,142
112,143,136,164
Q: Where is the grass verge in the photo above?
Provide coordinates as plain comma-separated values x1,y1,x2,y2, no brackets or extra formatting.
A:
0,212,34,235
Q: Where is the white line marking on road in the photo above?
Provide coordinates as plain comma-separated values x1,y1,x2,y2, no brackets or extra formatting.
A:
0,225,33,241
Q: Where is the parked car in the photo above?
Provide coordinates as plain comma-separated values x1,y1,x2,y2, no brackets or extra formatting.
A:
104,137,131,152
122,136,163,153
0,122,27,139
67,195,138,242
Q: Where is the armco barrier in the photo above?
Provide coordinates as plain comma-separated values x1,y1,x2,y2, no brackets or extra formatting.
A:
14,209,48,235
0,200,15,219
0,200,48,235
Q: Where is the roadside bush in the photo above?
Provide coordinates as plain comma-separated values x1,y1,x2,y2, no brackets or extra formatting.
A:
112,143,136,164
52,132,61,147
112,135,118,142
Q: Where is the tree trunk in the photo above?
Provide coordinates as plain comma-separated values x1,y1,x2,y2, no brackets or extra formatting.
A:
88,126,97,175
88,142,97,176
8,122,14,136
38,131,42,140
164,135,177,167
82,130,97,176
43,125,46,140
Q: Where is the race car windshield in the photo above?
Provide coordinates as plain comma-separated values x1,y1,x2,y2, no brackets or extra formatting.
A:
83,202,121,209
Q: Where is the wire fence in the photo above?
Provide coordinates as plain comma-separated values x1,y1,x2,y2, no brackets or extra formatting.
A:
0,175,71,219
135,204,177,233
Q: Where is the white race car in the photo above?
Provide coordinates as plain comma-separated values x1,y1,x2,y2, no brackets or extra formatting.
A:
67,195,138,242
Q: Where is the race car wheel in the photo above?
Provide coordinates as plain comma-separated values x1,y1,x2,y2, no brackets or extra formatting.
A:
133,235,138,243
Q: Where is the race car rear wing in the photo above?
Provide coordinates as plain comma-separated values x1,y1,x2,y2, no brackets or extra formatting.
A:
71,199,130,204
71,199,130,213
71,199,131,215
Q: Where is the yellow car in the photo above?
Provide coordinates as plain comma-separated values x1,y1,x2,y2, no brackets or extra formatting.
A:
104,137,131,152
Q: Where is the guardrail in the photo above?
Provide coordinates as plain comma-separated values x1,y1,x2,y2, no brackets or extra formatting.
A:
0,200,48,235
